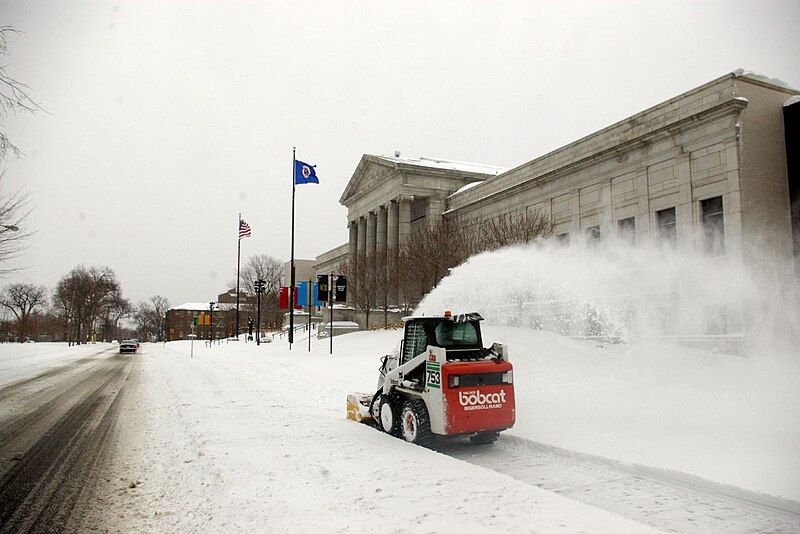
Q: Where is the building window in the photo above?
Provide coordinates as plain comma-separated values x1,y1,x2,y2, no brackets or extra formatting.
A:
700,196,725,256
617,217,635,244
585,225,601,245
656,207,677,248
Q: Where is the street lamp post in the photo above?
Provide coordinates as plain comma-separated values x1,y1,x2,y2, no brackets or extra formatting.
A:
254,279,265,345
209,301,216,346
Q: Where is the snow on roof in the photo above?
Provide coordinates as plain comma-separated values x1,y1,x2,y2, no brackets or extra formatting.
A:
733,68,798,91
373,154,508,176
784,95,800,107
171,302,236,311
450,181,483,197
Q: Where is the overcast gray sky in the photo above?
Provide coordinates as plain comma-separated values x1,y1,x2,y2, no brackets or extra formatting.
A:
2,0,799,307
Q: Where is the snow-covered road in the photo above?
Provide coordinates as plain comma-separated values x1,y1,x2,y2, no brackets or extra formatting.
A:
86,329,800,533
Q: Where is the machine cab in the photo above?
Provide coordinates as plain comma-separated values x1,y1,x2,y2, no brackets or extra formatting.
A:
400,312,487,364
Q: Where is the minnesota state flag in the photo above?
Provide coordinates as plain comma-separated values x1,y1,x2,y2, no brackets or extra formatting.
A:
294,160,319,185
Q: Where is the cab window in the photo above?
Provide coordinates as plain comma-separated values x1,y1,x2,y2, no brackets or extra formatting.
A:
434,321,478,347
402,321,428,363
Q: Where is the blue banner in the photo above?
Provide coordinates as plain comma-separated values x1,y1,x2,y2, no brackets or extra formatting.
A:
296,282,308,307
294,159,319,185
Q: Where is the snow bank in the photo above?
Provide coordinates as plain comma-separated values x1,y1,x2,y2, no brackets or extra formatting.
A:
483,326,800,501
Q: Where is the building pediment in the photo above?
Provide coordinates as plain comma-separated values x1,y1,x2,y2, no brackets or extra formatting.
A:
339,154,507,209
338,155,399,207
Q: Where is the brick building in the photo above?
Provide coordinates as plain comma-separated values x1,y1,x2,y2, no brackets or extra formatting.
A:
165,290,253,341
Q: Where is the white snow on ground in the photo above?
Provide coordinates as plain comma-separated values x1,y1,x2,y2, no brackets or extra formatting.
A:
103,337,656,533
0,342,114,387
480,326,800,502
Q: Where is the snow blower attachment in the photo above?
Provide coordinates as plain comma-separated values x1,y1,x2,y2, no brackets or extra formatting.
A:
348,311,515,446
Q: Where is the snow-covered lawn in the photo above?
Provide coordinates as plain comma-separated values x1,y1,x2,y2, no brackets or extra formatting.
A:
105,334,657,533
479,326,800,502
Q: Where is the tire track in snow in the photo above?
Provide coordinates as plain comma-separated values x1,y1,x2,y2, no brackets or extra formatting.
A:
437,434,800,533
0,349,132,533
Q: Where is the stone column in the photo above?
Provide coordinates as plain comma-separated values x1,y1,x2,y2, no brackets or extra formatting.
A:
348,220,358,266
387,201,399,252
398,196,413,245
356,216,366,256
376,205,387,255
427,196,447,228
366,211,377,256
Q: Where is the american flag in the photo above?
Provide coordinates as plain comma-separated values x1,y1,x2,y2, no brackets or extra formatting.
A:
239,218,251,239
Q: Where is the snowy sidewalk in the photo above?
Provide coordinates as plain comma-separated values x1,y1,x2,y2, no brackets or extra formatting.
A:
99,338,656,533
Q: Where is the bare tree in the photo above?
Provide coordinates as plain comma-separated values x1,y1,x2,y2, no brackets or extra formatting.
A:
341,252,383,328
0,168,32,273
395,218,480,306
101,293,131,341
0,282,47,341
1,27,40,161
480,210,552,250
0,27,40,271
53,265,123,344
233,254,283,329
134,295,171,341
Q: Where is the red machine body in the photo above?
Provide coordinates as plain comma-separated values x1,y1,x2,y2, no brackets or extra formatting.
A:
441,360,515,435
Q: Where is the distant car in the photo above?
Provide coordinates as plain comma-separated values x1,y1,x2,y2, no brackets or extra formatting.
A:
24,339,36,343
119,339,138,354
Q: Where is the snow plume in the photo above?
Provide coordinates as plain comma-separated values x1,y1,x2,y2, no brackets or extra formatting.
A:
417,240,799,356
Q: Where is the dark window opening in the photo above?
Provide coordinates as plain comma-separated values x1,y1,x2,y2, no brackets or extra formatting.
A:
656,207,677,248
700,196,725,256
617,217,635,244
586,225,601,245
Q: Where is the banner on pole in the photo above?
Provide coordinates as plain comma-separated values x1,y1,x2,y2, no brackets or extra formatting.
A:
334,275,347,302
279,286,289,309
315,275,328,306
296,282,308,308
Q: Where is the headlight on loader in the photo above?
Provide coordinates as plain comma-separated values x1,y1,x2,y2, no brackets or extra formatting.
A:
501,371,513,384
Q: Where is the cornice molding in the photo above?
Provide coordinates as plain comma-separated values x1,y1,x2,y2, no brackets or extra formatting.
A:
449,98,748,215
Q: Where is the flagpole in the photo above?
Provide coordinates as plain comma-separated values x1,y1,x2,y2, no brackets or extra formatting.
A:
289,146,296,349
236,212,241,340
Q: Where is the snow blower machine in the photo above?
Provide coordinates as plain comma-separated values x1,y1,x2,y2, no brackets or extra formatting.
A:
347,311,515,446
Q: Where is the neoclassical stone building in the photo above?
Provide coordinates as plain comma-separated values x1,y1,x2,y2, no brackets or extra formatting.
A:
316,70,799,289
338,155,507,261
